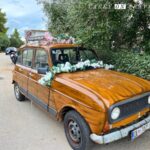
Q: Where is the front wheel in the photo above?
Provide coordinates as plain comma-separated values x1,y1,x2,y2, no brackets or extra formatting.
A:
64,110,92,150
14,83,25,101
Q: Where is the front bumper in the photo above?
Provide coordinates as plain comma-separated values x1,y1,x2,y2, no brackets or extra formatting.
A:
90,114,150,144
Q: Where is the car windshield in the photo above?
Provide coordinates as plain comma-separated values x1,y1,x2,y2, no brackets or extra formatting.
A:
51,47,98,66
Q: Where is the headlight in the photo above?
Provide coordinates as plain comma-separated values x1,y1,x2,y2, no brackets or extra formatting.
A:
148,96,150,104
111,107,121,120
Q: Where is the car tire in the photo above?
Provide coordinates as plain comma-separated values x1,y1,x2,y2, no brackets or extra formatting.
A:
64,110,92,150
14,83,25,101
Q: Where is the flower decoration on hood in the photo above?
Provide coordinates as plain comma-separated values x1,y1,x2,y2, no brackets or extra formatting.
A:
38,60,114,87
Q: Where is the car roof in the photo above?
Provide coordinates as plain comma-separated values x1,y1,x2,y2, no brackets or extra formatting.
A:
20,43,79,51
7,47,17,50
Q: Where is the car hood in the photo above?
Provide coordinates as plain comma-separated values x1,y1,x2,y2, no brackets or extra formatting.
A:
57,69,150,107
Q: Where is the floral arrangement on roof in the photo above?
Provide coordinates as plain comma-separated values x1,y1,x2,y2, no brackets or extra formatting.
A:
44,33,76,45
25,30,78,46
38,60,114,87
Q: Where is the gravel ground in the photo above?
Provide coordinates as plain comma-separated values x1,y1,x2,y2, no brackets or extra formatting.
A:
0,53,149,150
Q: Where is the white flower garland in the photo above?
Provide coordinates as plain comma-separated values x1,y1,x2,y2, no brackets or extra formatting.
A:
38,72,54,87
38,60,114,87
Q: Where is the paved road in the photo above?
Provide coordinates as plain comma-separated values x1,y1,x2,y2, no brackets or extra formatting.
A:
0,53,149,150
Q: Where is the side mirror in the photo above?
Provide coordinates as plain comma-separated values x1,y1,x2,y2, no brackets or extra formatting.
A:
37,67,49,74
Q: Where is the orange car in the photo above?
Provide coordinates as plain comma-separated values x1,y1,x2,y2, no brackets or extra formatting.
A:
12,43,150,150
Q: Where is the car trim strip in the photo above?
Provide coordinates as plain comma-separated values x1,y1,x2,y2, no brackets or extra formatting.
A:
19,86,28,96
20,86,57,117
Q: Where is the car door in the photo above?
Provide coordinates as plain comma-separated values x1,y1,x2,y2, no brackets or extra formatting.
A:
15,48,33,96
28,48,56,116
15,49,24,89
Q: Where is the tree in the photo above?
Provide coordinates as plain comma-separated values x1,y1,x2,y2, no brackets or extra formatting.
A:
9,29,23,48
0,33,10,51
0,9,8,33
0,9,9,51
38,0,150,53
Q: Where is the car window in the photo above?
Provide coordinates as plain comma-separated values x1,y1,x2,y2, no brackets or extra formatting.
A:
34,49,48,69
22,49,33,67
51,49,76,65
17,50,22,64
51,47,98,65
79,50,97,61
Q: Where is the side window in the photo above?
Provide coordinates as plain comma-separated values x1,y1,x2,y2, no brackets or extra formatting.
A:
22,50,28,66
34,49,48,69
51,49,76,65
17,50,23,64
22,49,33,67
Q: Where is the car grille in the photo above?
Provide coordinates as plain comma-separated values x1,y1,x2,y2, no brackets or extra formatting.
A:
109,93,150,123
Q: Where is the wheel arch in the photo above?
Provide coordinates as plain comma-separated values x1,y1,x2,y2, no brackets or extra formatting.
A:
57,103,106,134
58,105,92,132
58,106,77,121
12,80,16,84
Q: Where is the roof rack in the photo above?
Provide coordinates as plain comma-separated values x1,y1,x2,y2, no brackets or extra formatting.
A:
25,30,75,46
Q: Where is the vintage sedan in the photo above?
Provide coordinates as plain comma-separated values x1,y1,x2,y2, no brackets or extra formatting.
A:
5,47,17,55
12,43,150,150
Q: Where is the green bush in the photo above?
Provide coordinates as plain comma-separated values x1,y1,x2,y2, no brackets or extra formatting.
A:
103,52,150,80
40,0,150,53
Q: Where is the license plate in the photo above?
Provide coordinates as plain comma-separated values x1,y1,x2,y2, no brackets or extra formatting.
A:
131,122,150,141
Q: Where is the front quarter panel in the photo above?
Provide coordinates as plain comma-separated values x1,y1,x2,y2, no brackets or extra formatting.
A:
51,77,106,134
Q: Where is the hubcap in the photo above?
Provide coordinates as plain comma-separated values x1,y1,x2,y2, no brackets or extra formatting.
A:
15,85,20,99
68,120,81,144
